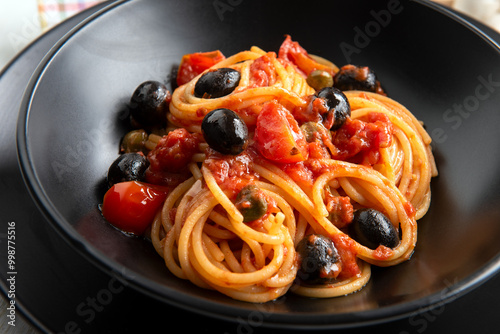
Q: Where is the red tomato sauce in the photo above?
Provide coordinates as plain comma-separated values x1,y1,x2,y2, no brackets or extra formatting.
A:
373,245,394,260
404,201,416,218
331,233,361,279
114,39,397,278
331,112,393,166
204,150,259,199
145,128,200,187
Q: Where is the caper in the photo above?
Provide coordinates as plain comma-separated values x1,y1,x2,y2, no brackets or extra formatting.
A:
300,122,328,143
120,129,148,153
235,185,268,223
306,70,333,91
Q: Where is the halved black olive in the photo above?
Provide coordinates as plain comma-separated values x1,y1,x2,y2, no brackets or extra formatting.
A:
107,153,149,187
129,81,170,127
194,68,240,99
348,208,400,249
296,234,341,284
315,87,351,130
333,64,380,93
235,185,268,223
201,108,248,155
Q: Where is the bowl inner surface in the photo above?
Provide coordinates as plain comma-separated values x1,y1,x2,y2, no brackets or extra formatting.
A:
18,0,500,328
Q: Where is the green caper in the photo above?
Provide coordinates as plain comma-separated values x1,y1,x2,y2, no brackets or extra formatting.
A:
300,122,330,143
306,70,334,91
235,185,268,223
120,129,148,153
300,122,321,143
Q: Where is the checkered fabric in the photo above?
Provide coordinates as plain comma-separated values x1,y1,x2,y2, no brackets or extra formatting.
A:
37,0,105,31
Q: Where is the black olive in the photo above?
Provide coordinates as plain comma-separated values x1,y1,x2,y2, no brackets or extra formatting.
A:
235,185,268,223
348,208,400,249
296,234,341,284
129,81,170,127
107,153,149,187
315,87,351,130
333,64,379,93
201,108,248,155
194,68,241,99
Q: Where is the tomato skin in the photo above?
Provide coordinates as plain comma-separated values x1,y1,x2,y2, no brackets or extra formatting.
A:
101,181,168,235
254,101,309,163
278,35,335,77
176,50,225,86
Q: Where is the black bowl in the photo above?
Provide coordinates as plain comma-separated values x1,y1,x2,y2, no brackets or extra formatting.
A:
17,0,500,329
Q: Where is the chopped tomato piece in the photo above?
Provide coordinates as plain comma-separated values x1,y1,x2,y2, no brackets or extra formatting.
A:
145,128,200,187
204,150,258,198
148,128,200,173
101,181,168,235
278,35,335,77
325,193,353,229
176,50,225,86
248,52,277,88
331,112,393,165
331,233,361,280
254,101,309,163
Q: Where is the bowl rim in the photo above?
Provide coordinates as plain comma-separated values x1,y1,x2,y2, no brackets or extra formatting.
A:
15,0,500,329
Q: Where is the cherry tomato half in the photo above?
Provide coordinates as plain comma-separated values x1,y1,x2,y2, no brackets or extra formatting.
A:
101,181,168,235
254,101,309,163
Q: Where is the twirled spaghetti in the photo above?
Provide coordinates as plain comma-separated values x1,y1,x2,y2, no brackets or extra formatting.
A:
102,36,437,303
168,46,314,132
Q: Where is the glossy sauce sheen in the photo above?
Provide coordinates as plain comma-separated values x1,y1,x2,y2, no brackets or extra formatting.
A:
104,37,400,285
202,109,394,277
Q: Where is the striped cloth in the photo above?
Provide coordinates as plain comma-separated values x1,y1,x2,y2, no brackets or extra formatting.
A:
37,0,106,31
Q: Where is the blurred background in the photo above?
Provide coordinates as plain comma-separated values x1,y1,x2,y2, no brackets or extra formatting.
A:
1,0,500,72
0,0,105,71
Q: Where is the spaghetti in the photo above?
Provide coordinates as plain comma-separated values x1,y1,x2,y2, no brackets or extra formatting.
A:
104,36,437,303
